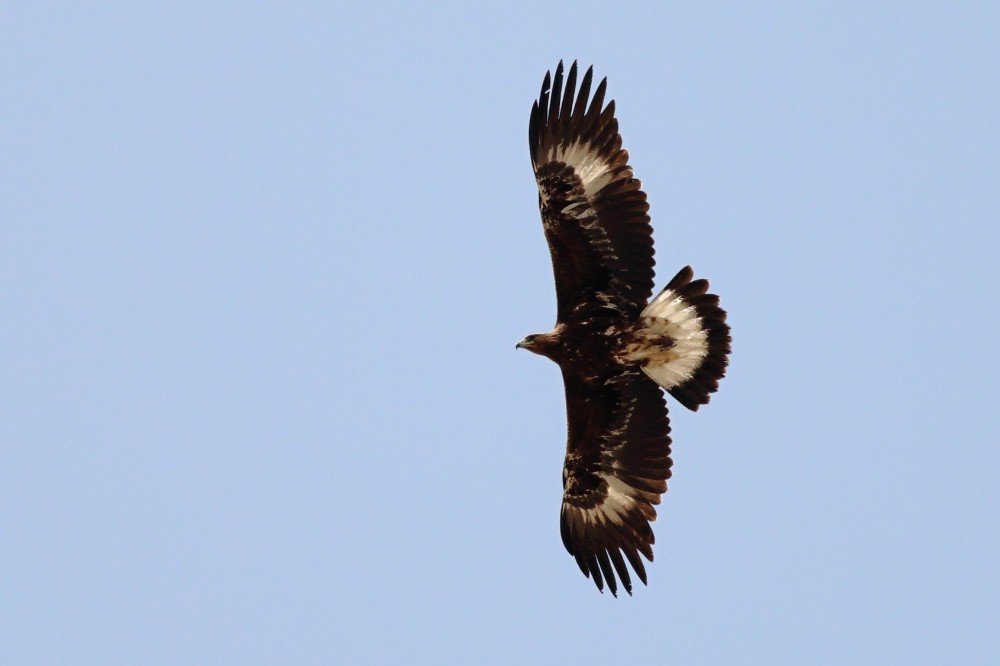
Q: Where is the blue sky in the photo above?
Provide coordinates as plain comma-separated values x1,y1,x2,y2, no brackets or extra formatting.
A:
2,3,997,664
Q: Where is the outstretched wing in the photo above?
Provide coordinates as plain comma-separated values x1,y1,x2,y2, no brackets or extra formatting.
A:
560,369,673,596
530,61,654,322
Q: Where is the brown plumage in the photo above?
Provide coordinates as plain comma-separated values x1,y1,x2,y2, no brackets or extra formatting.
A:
517,62,732,596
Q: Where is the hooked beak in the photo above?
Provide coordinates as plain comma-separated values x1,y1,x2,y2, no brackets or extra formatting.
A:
515,340,526,350
515,337,531,350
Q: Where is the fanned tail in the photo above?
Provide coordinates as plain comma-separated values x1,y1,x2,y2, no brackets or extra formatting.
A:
635,266,731,411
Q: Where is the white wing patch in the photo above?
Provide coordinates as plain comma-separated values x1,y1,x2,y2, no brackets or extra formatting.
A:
571,473,638,527
631,288,709,389
552,141,615,196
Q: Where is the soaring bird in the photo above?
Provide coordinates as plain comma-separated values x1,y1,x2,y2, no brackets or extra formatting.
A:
517,62,731,596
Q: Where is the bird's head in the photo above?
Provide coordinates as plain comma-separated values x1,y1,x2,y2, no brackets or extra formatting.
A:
516,332,559,359
515,334,540,352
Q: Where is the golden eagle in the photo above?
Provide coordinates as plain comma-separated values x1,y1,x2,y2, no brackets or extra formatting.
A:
517,62,732,596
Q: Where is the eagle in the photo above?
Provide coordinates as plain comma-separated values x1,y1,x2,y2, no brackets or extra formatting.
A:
517,62,732,596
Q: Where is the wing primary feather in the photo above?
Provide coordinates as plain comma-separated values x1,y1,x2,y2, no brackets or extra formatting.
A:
583,77,608,139
609,548,633,596
560,509,573,552
548,61,564,127
596,102,618,153
538,71,551,122
560,61,578,127
573,65,593,120
528,100,540,156
587,100,615,151
580,77,608,143
585,552,604,592
596,549,618,597
623,547,648,586
589,77,607,120
574,553,589,577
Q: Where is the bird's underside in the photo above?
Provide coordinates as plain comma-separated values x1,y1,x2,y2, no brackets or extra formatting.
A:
518,61,731,596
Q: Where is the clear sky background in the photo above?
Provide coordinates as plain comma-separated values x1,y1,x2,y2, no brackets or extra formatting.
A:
2,3,997,664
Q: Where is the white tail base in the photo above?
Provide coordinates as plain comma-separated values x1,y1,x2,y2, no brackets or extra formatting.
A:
625,288,709,390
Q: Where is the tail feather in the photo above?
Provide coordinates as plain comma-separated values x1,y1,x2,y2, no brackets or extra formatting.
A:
638,266,731,411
